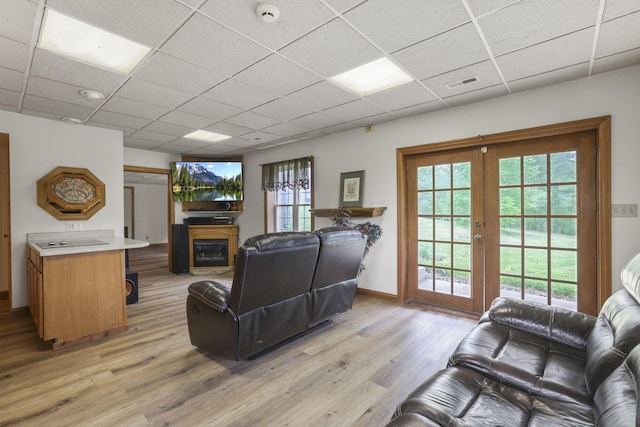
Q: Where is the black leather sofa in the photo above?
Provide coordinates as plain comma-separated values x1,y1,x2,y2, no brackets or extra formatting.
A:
186,227,366,360
387,253,640,426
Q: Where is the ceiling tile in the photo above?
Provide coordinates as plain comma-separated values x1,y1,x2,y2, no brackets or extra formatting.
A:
321,0,363,13
224,110,281,130
392,23,489,81
366,82,437,111
101,96,170,120
596,12,640,58
128,129,178,143
199,0,334,50
322,99,387,121
184,143,241,155
351,112,399,127
0,0,38,44
477,0,600,55
262,122,311,137
279,18,381,76
86,121,137,137
26,76,102,108
30,49,127,95
251,98,316,121
203,121,254,137
149,142,195,154
177,96,243,121
0,66,25,92
603,0,640,21
444,84,509,106
142,121,195,138
116,78,193,109
233,54,322,97
290,112,344,128
123,137,165,150
392,100,446,118
22,95,96,119
167,138,213,149
509,63,589,93
287,80,357,110
158,110,215,129
134,52,226,95
421,60,503,99
161,13,269,75
47,0,192,47
466,0,522,17
91,110,152,129
344,0,469,52
0,37,29,72
592,48,640,74
496,28,594,81
202,78,277,110
0,87,20,109
237,130,281,143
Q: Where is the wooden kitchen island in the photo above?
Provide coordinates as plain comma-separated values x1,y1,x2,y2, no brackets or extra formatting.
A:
27,230,148,350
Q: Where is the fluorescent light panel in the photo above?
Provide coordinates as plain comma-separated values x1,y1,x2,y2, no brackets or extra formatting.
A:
39,9,151,74
184,130,232,142
330,57,414,96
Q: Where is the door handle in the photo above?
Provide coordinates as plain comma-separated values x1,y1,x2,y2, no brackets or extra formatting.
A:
473,234,482,240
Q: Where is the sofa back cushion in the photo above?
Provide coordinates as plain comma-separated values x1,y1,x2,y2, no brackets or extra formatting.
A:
585,252,640,395
593,344,640,426
311,227,366,290
229,232,320,315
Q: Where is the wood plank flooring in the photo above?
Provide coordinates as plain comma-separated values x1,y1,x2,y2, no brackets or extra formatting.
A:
0,246,477,426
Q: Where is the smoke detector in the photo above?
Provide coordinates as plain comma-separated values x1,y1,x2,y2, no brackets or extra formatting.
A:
61,117,82,125
256,3,280,23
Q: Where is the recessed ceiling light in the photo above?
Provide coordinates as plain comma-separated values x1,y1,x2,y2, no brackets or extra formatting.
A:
330,57,414,96
79,89,105,100
38,9,151,74
61,117,82,125
184,130,232,142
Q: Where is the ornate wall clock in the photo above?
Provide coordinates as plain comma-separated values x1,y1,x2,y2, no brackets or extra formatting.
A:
37,166,106,220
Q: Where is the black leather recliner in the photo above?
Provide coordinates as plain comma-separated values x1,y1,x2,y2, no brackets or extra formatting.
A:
186,227,365,360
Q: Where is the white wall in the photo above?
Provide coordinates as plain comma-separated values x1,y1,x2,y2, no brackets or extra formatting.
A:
2,111,124,308
129,182,168,244
241,65,640,295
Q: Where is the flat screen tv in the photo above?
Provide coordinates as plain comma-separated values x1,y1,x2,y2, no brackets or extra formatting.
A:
171,161,243,202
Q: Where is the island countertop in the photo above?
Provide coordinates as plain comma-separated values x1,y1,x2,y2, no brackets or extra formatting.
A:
27,229,149,257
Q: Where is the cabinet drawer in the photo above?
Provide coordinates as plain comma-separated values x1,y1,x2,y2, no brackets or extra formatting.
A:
28,246,42,271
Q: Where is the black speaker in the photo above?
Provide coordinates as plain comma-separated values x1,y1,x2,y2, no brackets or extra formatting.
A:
171,224,190,274
125,269,138,305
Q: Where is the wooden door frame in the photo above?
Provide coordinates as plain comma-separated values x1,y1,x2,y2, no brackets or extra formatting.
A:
397,116,611,311
123,166,173,270
0,133,11,312
124,186,135,239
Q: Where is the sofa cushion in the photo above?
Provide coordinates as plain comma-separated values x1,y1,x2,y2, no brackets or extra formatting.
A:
448,321,590,404
393,366,594,426
585,288,640,395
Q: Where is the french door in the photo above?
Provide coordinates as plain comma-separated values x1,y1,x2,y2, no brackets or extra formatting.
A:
403,126,601,315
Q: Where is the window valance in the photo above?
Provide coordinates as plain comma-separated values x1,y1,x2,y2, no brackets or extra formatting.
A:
261,156,312,192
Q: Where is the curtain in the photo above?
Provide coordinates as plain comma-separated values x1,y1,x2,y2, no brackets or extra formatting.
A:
261,156,311,191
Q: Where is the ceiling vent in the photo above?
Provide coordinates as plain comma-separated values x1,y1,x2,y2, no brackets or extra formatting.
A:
445,76,479,89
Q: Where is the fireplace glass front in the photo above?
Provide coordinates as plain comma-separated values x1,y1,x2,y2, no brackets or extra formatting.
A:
193,239,229,267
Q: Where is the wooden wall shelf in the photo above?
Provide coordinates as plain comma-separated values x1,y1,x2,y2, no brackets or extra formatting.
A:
310,207,387,218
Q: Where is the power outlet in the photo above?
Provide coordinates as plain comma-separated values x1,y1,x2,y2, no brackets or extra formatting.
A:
612,204,638,217
65,222,83,231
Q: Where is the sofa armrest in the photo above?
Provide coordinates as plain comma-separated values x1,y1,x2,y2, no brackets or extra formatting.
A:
188,280,231,313
486,297,597,350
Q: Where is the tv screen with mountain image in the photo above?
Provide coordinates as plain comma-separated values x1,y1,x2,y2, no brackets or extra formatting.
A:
171,161,243,202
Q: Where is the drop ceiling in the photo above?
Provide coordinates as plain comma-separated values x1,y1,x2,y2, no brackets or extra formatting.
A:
1,0,638,156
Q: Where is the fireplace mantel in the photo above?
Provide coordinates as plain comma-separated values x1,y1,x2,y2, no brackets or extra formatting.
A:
188,225,238,272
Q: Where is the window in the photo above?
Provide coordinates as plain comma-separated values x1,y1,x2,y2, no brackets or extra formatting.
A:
262,157,313,232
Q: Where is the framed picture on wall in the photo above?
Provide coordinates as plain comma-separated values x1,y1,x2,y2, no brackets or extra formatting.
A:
339,170,364,207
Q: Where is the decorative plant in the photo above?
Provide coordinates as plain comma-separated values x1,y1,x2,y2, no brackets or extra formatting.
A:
331,208,383,275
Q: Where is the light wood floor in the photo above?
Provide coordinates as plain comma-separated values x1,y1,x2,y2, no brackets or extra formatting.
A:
0,246,477,426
